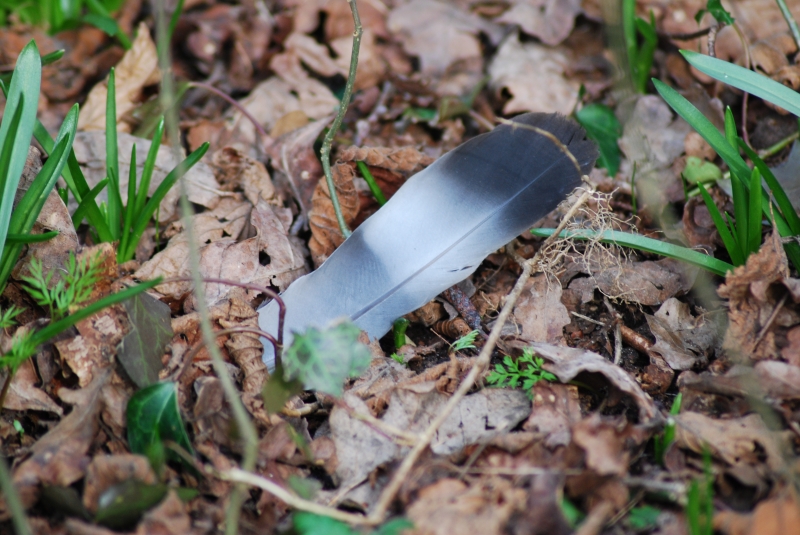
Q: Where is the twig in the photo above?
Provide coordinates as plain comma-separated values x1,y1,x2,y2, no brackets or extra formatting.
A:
366,184,594,523
776,0,800,51
660,27,714,40
753,293,788,350
319,0,362,239
571,311,605,327
603,297,623,365
220,467,374,525
707,23,721,57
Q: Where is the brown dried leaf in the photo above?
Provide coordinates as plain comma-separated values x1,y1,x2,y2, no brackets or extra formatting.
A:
78,22,160,132
488,32,579,115
1,359,62,415
406,477,527,535
645,298,720,370
715,491,800,535
82,454,157,514
269,46,339,120
674,411,786,472
529,342,662,425
0,370,109,519
572,414,637,476
337,145,434,173
134,490,194,535
523,382,581,448
718,231,800,362
513,274,570,344
308,162,360,266
71,131,221,223
495,0,582,46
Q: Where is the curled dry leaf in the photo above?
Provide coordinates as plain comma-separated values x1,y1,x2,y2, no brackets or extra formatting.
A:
495,0,583,46
489,32,579,115
2,359,63,415
269,43,339,121
308,162,360,266
718,230,800,362
72,130,221,223
134,490,193,535
645,297,720,371
78,22,160,132
572,414,646,477
523,382,581,449
673,411,786,472
529,342,662,426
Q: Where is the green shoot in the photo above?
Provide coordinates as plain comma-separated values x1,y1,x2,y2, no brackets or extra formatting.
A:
357,161,387,206
653,393,682,465
0,306,21,329
21,252,103,321
686,449,714,535
623,0,658,94
574,103,622,176
695,0,735,25
450,329,480,352
389,353,406,366
627,505,661,531
392,317,410,351
486,347,557,396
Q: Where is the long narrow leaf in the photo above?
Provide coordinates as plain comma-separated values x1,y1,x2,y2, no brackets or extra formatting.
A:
653,79,794,238
120,146,137,262
682,50,800,117
740,141,800,235
106,68,121,240
0,41,41,253
530,228,734,276
728,150,748,254
72,178,110,227
135,117,164,217
724,107,738,150
697,182,743,265
123,142,209,262
6,232,58,244
748,168,763,254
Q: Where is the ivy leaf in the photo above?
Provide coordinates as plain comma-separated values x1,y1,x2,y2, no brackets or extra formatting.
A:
282,321,372,397
575,103,621,176
94,480,167,530
126,382,194,471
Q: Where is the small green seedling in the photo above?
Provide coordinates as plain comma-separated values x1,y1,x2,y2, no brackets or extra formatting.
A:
687,449,714,535
450,329,480,352
22,252,102,321
653,393,682,465
486,347,557,397
623,0,657,94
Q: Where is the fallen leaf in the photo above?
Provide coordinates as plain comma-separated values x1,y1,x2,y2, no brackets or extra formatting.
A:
523,382,581,448
78,22,160,132
489,32,579,115
0,369,110,519
572,414,638,476
406,477,527,535
715,490,800,535
308,161,360,266
674,411,786,472
645,298,720,370
513,274,570,344
82,454,157,514
116,292,173,388
1,359,62,415
71,130,221,223
529,342,662,425
495,0,583,46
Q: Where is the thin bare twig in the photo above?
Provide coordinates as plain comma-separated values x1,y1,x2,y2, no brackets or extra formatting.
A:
319,0,362,239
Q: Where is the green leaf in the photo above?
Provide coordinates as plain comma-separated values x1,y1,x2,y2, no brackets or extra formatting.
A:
5,231,57,244
0,40,41,253
696,182,743,265
263,366,304,414
682,50,800,117
105,68,121,240
283,321,372,397
747,167,763,255
628,505,661,530
71,177,110,228
575,103,621,176
531,227,734,276
126,382,194,469
683,156,722,184
293,513,357,535
392,317,409,351
357,160,388,206
116,292,174,388
696,0,734,25
94,480,167,530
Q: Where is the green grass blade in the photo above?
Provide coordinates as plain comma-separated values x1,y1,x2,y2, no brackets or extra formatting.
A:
135,117,164,217
682,50,800,117
123,142,209,263
6,232,58,244
356,161,387,206
0,41,41,255
696,182,743,265
739,141,800,235
728,152,748,254
120,145,137,262
72,178,110,227
724,107,738,150
748,168,763,255
30,278,162,348
105,68,121,240
654,78,794,238
530,228,734,276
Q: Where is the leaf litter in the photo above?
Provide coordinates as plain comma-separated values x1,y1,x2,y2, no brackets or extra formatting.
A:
3,0,800,534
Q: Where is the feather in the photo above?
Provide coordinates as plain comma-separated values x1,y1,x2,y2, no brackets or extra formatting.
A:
258,113,597,369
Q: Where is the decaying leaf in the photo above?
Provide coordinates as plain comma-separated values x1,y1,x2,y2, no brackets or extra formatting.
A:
489,32,579,115
645,297,720,370
513,274,570,344
116,292,173,388
308,162,360,266
78,22,160,132
495,0,583,46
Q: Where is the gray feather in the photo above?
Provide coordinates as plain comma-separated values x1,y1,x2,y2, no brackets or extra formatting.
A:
259,113,597,369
